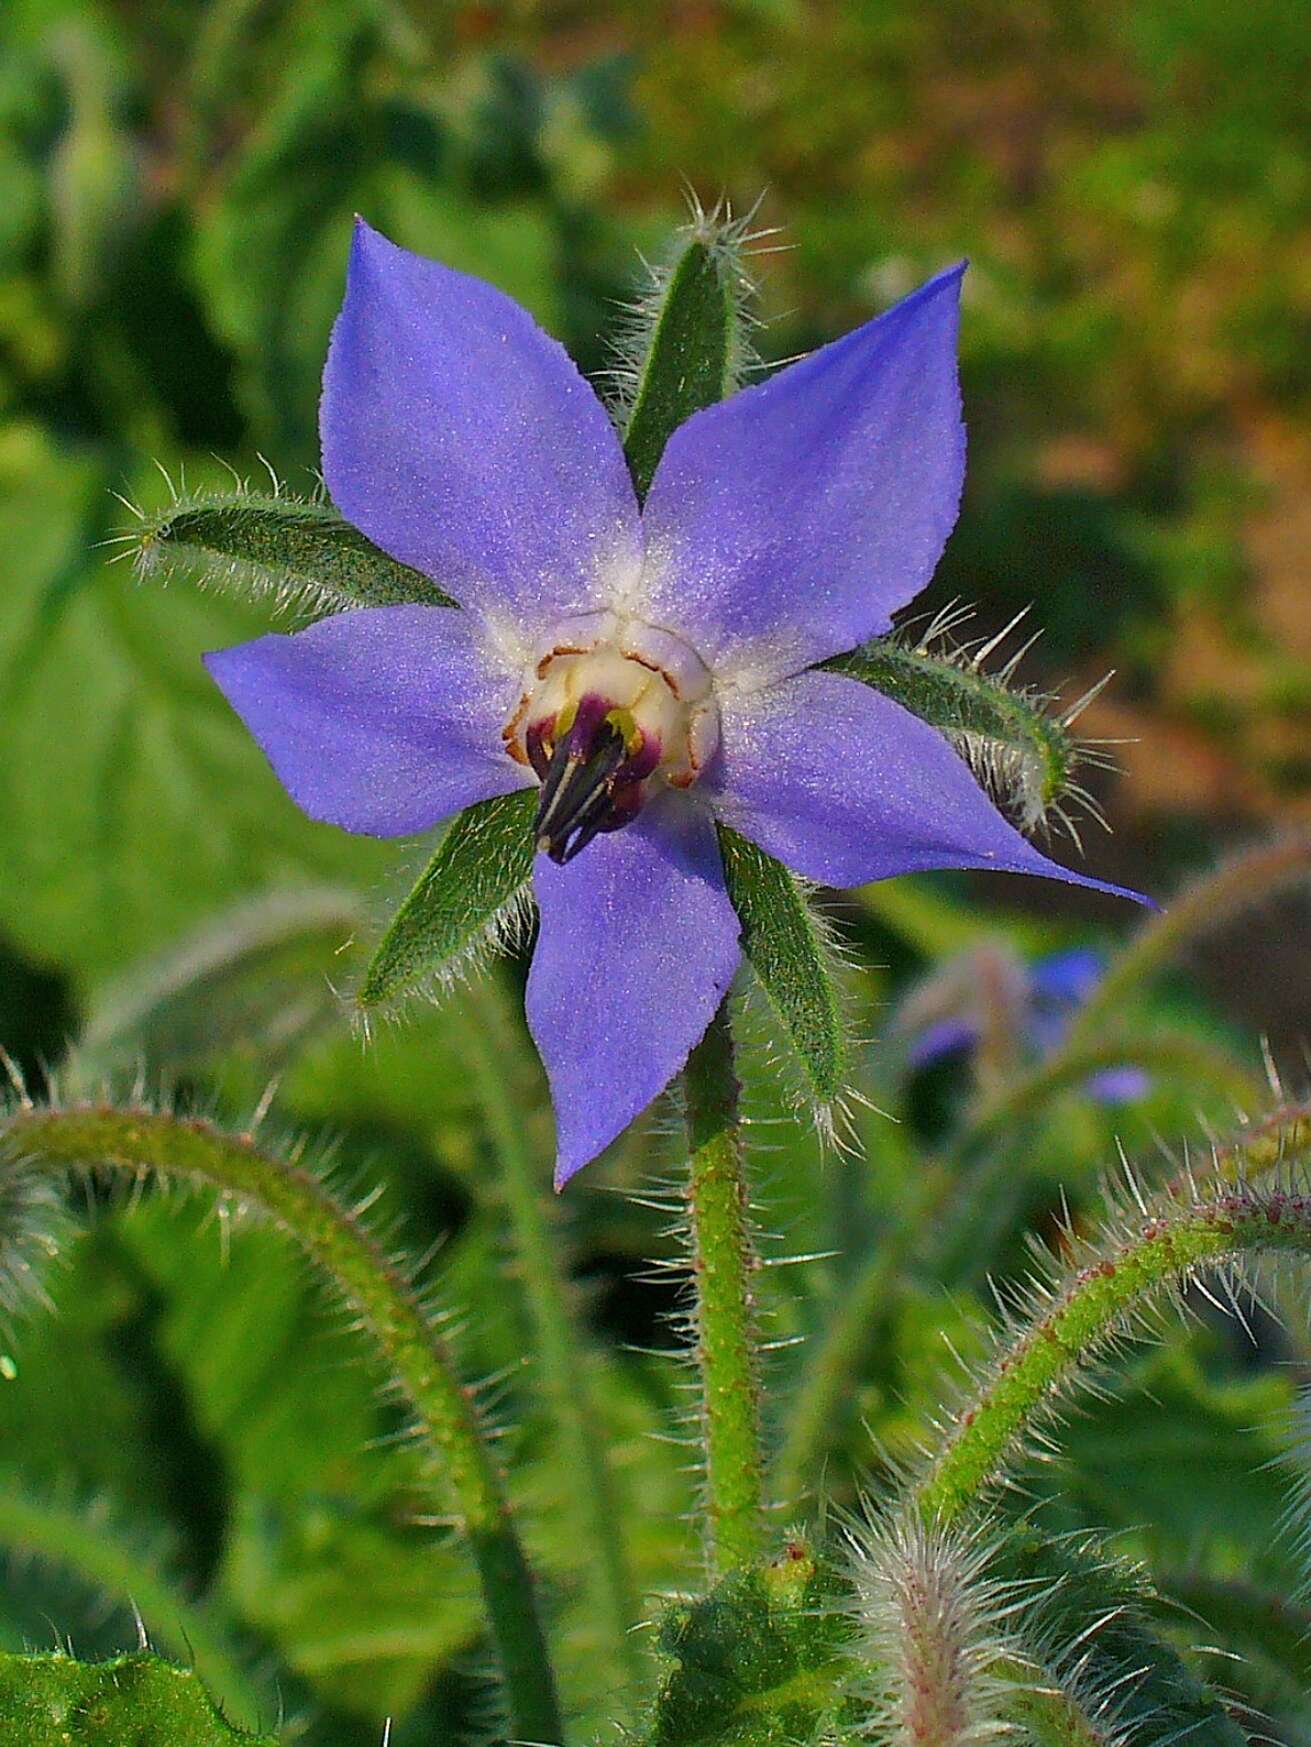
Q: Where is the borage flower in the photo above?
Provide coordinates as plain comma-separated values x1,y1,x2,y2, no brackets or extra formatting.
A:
902,943,1149,1104
207,220,1143,1187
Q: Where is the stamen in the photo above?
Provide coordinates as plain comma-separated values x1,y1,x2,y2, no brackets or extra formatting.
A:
506,620,721,863
534,716,631,864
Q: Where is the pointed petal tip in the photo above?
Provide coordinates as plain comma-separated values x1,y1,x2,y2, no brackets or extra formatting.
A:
553,1154,585,1194
1030,854,1156,910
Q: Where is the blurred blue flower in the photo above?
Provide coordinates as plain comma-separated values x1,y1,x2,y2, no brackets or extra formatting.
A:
907,943,1149,1105
207,220,1142,1184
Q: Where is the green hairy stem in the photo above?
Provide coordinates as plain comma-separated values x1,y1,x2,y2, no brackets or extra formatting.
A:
462,981,642,1694
682,1004,765,1571
778,1060,1283,1501
917,1169,1311,1524
0,1104,563,1745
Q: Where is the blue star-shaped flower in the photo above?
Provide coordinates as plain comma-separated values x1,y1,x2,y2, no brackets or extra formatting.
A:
207,220,1142,1185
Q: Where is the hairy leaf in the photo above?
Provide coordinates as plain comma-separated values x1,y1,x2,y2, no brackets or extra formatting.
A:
0,1651,277,1745
643,1543,855,1747
989,1527,1247,1747
358,790,537,1011
826,639,1079,829
718,826,845,1102
621,212,753,501
131,490,450,612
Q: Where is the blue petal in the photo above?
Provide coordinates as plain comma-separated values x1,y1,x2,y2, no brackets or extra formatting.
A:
206,605,531,836
321,219,641,644
709,670,1151,903
1029,946,1106,1008
527,796,741,1188
639,264,966,682
1085,1065,1151,1105
908,1016,980,1070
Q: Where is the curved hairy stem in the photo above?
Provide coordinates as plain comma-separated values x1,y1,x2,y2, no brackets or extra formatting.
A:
0,1103,563,1745
0,1483,262,1728
924,1032,1263,1289
777,1102,1311,1504
1171,1098,1311,1196
683,1001,765,1571
1065,831,1311,1048
461,982,641,1696
916,1165,1311,1524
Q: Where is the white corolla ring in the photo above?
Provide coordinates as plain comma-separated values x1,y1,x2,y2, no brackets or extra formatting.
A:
502,611,721,863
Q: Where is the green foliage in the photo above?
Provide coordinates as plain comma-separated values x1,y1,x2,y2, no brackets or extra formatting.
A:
718,827,845,1103
620,213,753,500
1,1100,563,1744
989,1528,1248,1747
644,1544,856,1747
357,790,537,1012
130,491,450,614
826,636,1083,832
2,8,1310,1743
0,1651,277,1746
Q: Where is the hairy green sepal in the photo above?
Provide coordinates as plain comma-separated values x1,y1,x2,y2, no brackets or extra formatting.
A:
358,790,537,1010
0,1652,277,1746
133,490,450,611
643,1543,856,1747
718,826,844,1102
623,236,739,501
826,639,1076,826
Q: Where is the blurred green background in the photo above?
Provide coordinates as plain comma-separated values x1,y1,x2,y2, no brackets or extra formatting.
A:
1,2,1310,1742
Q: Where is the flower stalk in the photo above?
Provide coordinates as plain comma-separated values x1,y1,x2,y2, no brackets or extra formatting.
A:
0,1103,563,1745
460,980,642,1694
682,1001,766,1571
917,1165,1311,1525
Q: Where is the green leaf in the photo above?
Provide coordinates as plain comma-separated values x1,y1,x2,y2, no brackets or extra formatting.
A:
0,437,393,983
825,638,1079,829
0,1651,277,1745
358,789,537,1011
74,886,366,1081
990,1526,1247,1747
718,827,845,1102
622,220,750,501
643,1543,856,1747
0,1484,264,1730
131,490,450,613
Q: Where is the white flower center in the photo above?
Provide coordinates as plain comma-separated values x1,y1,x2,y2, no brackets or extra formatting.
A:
503,611,720,863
